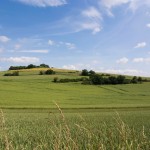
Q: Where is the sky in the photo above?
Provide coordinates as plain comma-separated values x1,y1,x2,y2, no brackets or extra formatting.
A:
0,0,150,76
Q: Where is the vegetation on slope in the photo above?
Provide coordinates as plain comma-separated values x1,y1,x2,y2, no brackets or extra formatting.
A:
0,68,150,109
9,63,50,70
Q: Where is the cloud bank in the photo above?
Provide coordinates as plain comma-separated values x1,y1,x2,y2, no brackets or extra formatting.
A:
0,57,39,63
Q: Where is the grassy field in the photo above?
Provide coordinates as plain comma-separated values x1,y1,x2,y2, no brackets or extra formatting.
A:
0,69,150,149
0,109,150,149
0,69,150,109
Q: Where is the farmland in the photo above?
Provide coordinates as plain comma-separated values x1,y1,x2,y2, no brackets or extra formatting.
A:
0,69,150,109
0,68,150,149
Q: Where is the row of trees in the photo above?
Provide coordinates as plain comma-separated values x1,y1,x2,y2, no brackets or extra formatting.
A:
81,69,96,76
87,74,142,85
53,69,143,85
9,64,50,70
80,69,143,85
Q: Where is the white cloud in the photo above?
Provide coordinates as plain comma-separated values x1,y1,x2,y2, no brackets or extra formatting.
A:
62,65,76,70
18,49,49,53
134,42,146,48
80,22,102,34
78,7,102,34
133,57,150,63
0,57,39,63
101,0,129,9
102,68,143,76
146,23,150,28
16,0,67,7
48,40,55,46
100,0,150,14
116,57,129,64
58,41,76,49
129,0,150,11
62,63,92,70
62,64,146,76
133,58,143,63
82,7,102,20
0,36,10,43
65,42,76,49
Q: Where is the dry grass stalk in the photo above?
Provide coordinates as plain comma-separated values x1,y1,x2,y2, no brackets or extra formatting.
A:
0,109,14,150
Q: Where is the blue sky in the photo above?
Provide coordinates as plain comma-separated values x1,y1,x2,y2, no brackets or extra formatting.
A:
0,0,150,76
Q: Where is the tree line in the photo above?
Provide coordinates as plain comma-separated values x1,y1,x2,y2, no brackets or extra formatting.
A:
9,64,50,70
53,69,143,85
81,69,143,85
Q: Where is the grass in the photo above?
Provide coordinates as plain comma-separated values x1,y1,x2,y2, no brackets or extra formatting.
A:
0,69,150,109
0,68,150,149
0,108,150,149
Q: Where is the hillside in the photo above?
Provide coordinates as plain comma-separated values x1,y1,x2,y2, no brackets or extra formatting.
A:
0,68,150,109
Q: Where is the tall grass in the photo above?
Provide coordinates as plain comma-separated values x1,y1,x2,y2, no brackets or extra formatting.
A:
0,108,150,150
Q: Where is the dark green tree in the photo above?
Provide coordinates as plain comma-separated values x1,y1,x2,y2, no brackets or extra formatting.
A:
27,64,36,69
40,64,49,68
90,74,104,85
131,76,138,84
81,69,89,76
108,76,118,84
45,69,55,75
117,75,126,84
89,70,96,76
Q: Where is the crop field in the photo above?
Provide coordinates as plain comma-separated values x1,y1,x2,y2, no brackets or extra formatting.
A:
0,69,150,149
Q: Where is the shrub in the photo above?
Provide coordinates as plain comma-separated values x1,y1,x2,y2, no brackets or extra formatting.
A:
39,71,44,75
4,73,12,76
13,71,19,76
82,78,91,85
4,71,19,76
55,77,87,83
53,77,59,83
45,69,55,75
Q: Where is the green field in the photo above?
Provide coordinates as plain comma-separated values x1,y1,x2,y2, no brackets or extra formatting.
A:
0,69,150,149
0,69,150,109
